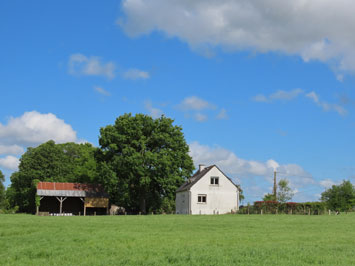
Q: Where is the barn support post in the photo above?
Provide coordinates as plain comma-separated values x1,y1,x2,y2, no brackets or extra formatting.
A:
56,197,67,215
80,197,86,216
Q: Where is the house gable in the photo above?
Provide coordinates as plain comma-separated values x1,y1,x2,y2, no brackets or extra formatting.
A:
176,165,238,193
190,165,238,193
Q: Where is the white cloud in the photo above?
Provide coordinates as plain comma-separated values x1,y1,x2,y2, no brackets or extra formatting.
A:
123,68,150,80
253,94,269,103
194,113,207,122
0,156,19,171
178,96,216,111
189,141,313,185
216,108,228,120
144,100,163,119
253,89,304,102
177,96,219,122
0,145,24,155
306,91,347,116
120,0,355,75
319,179,339,189
0,111,78,146
94,86,110,96
68,53,116,79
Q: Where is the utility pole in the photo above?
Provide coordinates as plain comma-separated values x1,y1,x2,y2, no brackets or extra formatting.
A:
273,170,277,199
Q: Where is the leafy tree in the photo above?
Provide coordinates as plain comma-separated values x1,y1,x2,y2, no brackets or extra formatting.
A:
263,193,276,201
96,113,194,214
0,170,5,209
277,179,294,203
321,180,355,212
238,186,245,203
8,140,98,213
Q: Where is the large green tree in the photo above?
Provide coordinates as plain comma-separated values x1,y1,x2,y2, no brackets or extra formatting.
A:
321,180,355,212
0,170,5,209
96,113,194,214
8,140,98,213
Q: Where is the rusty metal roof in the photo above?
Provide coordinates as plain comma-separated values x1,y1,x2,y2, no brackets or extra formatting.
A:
37,182,109,198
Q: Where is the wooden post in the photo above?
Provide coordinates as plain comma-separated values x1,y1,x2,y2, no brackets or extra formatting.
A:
308,208,311,215
247,206,250,215
261,209,263,215
56,197,67,215
94,211,96,216
328,209,331,215
80,198,86,216
124,212,127,215
139,212,141,215
36,206,39,215
291,209,293,215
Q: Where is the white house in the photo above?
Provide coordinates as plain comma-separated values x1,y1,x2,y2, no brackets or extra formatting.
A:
176,164,240,215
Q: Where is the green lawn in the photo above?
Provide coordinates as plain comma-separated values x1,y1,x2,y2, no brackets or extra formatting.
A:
0,214,354,266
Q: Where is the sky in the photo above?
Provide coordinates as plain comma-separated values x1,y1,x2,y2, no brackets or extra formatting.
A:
1,0,355,203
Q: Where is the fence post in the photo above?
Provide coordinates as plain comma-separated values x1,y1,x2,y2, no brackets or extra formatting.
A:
261,209,263,215
328,209,331,215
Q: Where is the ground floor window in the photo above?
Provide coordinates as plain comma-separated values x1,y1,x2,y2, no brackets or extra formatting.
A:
198,194,207,203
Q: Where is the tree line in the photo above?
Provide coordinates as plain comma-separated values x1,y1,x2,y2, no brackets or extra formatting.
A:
251,178,355,213
0,113,354,214
0,114,194,214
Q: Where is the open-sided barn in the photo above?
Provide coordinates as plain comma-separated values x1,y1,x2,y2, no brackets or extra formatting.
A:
36,182,109,216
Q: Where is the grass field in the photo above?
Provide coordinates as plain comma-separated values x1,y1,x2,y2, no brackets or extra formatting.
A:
0,214,354,266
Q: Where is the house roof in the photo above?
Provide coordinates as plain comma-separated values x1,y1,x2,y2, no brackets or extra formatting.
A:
176,165,239,192
176,165,214,192
37,182,109,198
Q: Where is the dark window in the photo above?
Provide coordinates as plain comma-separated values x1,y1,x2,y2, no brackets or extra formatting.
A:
211,177,219,185
198,194,207,203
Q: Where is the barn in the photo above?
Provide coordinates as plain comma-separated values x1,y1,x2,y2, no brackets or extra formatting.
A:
36,182,109,216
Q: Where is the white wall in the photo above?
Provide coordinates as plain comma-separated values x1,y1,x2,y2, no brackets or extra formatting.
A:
190,166,239,215
175,190,190,214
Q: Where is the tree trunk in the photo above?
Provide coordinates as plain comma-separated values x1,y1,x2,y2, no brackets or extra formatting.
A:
140,193,146,214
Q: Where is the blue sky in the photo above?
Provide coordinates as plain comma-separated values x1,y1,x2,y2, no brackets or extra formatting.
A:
1,0,355,203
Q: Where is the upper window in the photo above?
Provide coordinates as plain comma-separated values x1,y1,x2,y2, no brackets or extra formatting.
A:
210,176,219,185
198,194,207,203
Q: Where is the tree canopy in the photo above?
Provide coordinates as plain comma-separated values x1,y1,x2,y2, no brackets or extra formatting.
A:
321,180,355,212
96,113,194,214
8,140,98,213
263,193,276,202
277,179,294,203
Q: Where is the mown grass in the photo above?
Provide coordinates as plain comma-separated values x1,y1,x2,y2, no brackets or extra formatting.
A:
0,213,354,266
